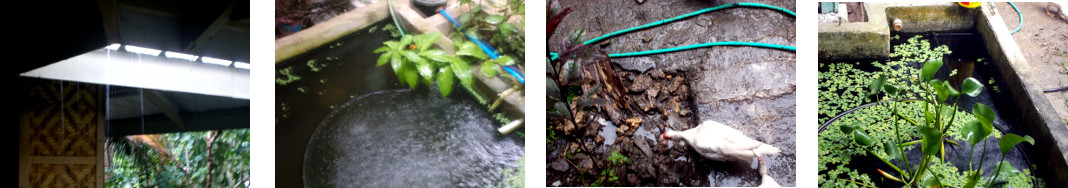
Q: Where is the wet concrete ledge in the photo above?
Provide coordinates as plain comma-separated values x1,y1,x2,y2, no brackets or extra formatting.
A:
819,3,978,60
977,5,1068,186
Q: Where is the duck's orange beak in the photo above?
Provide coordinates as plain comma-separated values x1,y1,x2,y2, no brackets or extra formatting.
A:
662,133,669,139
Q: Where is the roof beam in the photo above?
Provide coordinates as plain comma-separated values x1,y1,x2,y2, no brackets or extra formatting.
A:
106,107,249,137
142,89,186,130
185,2,235,52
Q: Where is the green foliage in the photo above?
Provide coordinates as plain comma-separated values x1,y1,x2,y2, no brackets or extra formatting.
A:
374,32,482,97
457,0,525,62
275,67,301,86
819,35,1040,187
607,150,630,165
106,129,250,187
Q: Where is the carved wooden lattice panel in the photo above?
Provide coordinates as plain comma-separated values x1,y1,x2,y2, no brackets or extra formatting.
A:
22,79,101,187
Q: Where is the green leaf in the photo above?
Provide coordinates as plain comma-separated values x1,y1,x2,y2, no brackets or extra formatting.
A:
390,54,403,74
485,15,506,25
403,66,419,89
920,126,943,155
437,66,454,97
943,80,960,98
993,161,1018,182
419,49,451,62
932,79,949,102
972,103,995,128
998,134,1034,155
376,51,391,66
868,74,887,96
374,46,390,53
568,27,586,45
416,60,434,82
921,172,943,188
404,51,426,65
400,35,414,46
493,55,517,66
500,22,517,36
853,130,875,146
921,60,943,82
884,141,902,159
457,41,489,60
925,104,936,125
839,124,857,134
960,119,992,147
384,41,402,50
450,58,474,88
882,84,900,96
963,171,981,188
415,32,442,52
961,77,984,97
481,62,499,77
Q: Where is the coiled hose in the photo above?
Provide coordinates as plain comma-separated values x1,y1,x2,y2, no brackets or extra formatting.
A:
551,2,795,61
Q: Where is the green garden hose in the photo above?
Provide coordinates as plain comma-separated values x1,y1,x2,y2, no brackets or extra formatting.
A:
387,0,406,36
1008,2,1022,34
583,2,795,45
550,2,795,61
608,41,795,58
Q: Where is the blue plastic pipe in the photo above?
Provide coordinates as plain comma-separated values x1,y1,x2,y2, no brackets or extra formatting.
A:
438,8,525,84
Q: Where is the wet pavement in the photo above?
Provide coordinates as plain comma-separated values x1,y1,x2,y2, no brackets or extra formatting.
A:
548,0,796,186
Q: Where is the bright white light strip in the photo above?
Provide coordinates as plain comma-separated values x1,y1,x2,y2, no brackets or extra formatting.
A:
164,51,199,61
234,62,250,69
201,57,232,66
124,45,162,56
105,43,121,51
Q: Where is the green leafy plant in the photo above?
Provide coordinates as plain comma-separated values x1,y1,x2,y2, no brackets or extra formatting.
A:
374,32,486,97
457,0,525,61
106,129,250,187
820,35,1039,187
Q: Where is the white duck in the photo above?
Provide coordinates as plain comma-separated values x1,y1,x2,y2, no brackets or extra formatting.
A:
758,156,781,187
662,120,781,162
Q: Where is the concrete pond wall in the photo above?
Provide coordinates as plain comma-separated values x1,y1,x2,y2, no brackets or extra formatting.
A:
275,0,525,118
819,2,1068,186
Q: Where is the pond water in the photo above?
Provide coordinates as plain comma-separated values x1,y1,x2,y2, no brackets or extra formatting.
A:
303,90,524,187
819,32,1044,187
277,21,523,187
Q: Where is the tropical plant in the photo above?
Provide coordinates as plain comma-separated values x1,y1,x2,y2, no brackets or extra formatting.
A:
457,0,525,61
374,32,487,97
106,129,250,187
819,35,1039,187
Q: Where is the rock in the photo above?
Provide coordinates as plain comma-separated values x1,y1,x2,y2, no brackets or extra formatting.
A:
616,124,630,136
629,74,653,92
647,85,660,98
637,0,645,4
649,69,665,79
625,117,643,130
595,135,605,145
573,153,596,175
635,136,654,157
642,36,652,43
552,181,561,187
627,174,640,185
551,158,570,172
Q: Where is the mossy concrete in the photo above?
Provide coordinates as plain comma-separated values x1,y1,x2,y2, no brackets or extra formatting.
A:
819,3,980,60
977,5,1068,186
818,3,889,60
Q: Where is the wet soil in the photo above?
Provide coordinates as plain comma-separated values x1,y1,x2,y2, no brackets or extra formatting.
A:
547,0,796,186
994,2,1068,123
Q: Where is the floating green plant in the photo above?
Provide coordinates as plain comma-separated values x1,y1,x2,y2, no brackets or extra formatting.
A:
276,67,302,86
819,35,1040,187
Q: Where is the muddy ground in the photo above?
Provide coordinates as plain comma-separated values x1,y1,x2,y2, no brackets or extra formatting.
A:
994,2,1068,123
547,0,796,186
